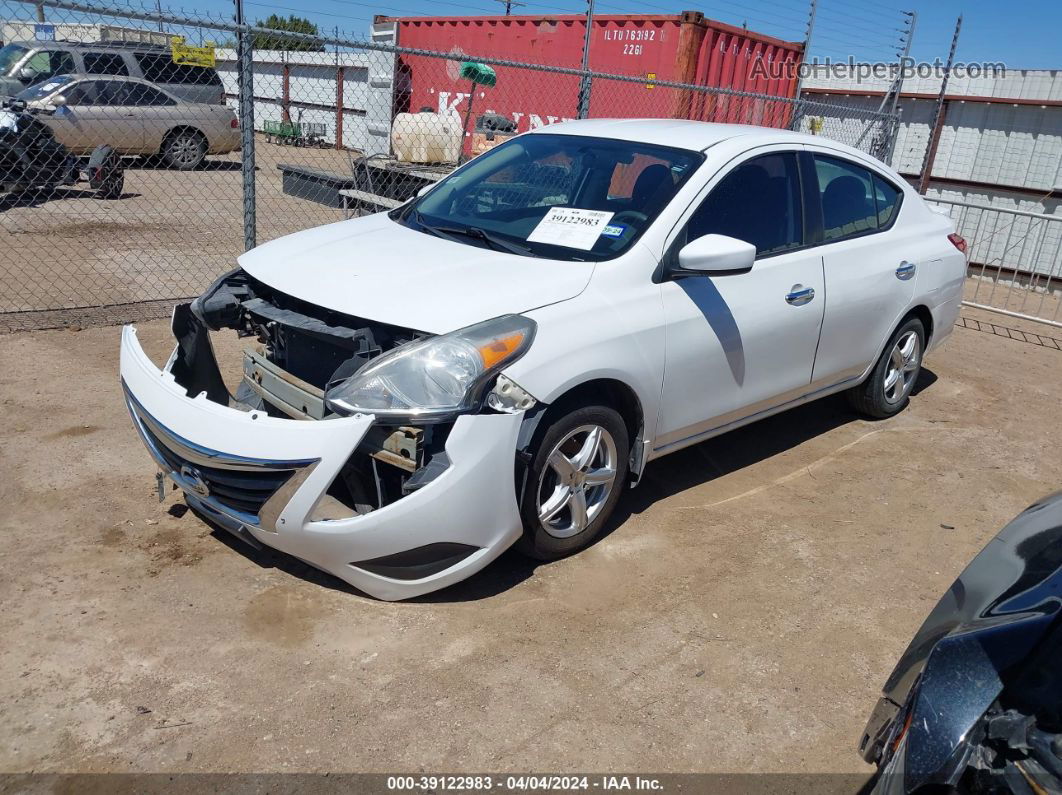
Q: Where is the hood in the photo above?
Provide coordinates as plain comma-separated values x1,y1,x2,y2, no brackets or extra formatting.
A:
881,492,1062,708
238,213,595,334
860,492,1062,775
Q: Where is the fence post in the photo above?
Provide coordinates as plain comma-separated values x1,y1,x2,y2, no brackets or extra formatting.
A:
236,25,256,250
576,0,595,118
919,15,961,194
335,66,345,150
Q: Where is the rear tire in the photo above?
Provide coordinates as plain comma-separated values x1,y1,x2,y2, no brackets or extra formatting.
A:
96,168,124,199
516,404,629,561
162,129,207,170
846,317,925,418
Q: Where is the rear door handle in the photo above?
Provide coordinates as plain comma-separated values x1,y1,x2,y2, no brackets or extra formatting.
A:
785,285,815,306
896,261,916,280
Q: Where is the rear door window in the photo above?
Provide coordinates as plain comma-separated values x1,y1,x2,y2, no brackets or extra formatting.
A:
683,151,805,257
873,174,902,228
813,154,903,241
83,52,129,76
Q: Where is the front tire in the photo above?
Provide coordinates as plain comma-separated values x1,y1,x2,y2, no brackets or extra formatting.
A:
516,404,629,561
162,129,207,170
847,317,925,418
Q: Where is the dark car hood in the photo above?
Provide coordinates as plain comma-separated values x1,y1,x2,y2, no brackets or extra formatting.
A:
860,493,1062,782
882,493,1062,708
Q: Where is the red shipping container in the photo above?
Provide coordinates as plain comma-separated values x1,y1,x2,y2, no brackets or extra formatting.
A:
379,11,804,141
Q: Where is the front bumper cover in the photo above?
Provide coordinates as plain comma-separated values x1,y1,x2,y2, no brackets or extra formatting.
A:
120,325,524,601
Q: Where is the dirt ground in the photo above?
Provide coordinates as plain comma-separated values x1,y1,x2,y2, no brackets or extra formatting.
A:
0,302,1060,776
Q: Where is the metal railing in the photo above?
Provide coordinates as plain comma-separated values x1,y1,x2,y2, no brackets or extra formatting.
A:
926,197,1062,328
0,0,900,332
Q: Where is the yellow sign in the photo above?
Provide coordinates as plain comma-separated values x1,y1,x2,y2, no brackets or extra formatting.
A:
646,72,656,90
170,35,216,68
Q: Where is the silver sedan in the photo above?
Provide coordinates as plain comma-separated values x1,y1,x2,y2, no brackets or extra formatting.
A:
18,74,240,169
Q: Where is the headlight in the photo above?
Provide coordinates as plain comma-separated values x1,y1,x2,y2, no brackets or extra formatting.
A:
324,314,536,422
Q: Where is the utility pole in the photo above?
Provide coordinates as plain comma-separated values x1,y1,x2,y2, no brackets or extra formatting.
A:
35,1,44,22
234,0,256,250
918,15,961,194
576,0,594,118
155,0,164,33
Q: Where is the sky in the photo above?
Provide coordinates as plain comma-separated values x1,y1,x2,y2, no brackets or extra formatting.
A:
117,0,1062,69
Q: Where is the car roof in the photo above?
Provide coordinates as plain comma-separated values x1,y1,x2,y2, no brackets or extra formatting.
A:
8,40,167,52
527,118,895,171
528,118,825,152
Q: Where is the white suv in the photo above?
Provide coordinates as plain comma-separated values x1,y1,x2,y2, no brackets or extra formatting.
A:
120,119,967,600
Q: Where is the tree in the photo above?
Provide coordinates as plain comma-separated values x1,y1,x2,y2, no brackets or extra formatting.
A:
252,14,323,51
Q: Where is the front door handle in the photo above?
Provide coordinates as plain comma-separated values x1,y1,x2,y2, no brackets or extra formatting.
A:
785,285,815,306
896,261,916,280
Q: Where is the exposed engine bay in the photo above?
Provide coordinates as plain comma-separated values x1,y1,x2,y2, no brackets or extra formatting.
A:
168,268,453,516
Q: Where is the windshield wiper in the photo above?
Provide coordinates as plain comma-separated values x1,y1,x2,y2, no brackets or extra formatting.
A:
415,214,534,256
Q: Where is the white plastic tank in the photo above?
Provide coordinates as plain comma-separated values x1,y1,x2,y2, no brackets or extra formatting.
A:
391,111,462,165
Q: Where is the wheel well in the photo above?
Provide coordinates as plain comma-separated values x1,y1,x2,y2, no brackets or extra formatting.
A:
546,379,643,452
162,126,207,150
904,305,934,345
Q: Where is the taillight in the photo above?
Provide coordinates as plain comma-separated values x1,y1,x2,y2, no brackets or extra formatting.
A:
948,233,967,254
230,118,239,129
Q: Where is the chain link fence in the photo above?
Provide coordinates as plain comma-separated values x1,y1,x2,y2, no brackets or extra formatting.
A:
0,0,899,332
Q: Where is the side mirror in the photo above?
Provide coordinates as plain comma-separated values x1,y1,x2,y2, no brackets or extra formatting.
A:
674,233,756,276
50,94,67,107
17,67,39,83
415,183,433,198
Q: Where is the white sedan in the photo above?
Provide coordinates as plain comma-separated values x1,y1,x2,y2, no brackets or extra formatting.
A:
120,119,966,600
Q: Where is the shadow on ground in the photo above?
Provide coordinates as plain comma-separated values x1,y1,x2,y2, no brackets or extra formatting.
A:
195,368,939,603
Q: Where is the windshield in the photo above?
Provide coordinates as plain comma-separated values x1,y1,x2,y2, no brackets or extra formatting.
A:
0,44,29,75
392,133,703,261
15,74,75,101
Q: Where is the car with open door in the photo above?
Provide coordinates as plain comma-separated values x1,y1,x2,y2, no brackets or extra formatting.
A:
119,119,967,600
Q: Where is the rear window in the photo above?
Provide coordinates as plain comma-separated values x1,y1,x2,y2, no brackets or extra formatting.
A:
83,52,129,76
134,52,221,85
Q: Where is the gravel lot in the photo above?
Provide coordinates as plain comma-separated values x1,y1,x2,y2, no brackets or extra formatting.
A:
1,302,1060,776
0,140,357,328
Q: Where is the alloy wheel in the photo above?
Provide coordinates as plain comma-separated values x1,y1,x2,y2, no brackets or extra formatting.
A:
537,424,618,539
883,329,921,404
169,134,203,168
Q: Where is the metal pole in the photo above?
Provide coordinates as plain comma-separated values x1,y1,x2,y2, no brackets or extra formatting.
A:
884,10,916,163
890,11,916,118
155,0,163,32
235,0,256,250
791,0,817,100
576,0,594,119
35,1,44,22
919,15,961,194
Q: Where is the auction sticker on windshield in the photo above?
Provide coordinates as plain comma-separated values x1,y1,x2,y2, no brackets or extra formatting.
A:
527,207,615,250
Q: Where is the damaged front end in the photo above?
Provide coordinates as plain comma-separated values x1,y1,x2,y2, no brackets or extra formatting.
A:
121,268,538,600
173,268,453,516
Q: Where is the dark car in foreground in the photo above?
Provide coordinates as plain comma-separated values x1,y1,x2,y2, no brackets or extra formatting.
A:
860,492,1062,793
